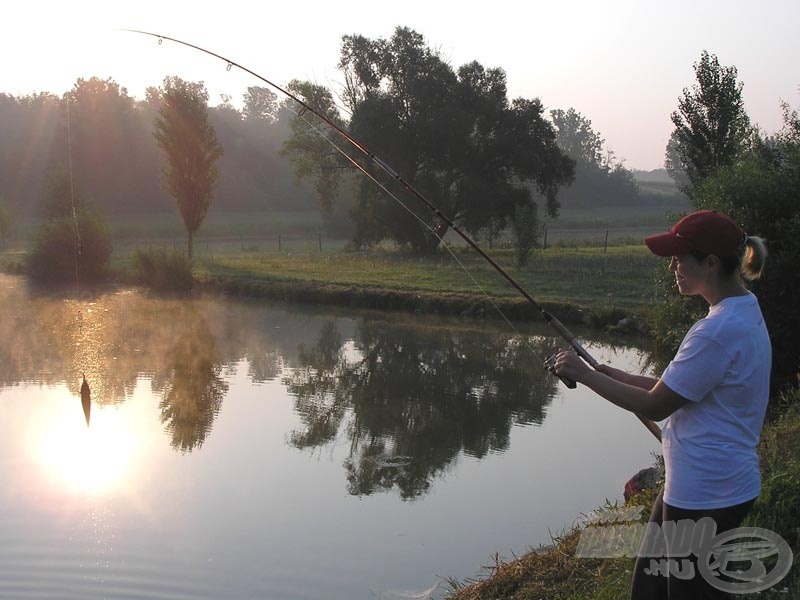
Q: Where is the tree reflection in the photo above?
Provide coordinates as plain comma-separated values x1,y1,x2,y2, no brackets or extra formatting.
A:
285,320,560,499
152,314,228,452
0,273,646,472
0,280,229,453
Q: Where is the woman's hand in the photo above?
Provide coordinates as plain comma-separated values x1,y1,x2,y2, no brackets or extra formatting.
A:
553,348,592,383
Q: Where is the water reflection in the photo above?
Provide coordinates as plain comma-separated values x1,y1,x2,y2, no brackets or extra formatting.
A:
151,312,228,452
80,374,91,426
285,319,560,499
0,274,641,500
0,279,233,452
31,387,140,494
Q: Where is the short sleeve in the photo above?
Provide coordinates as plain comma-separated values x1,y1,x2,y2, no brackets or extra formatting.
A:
661,329,732,402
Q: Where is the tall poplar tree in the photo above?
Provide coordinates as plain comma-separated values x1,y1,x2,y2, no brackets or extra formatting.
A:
669,51,751,193
154,77,223,259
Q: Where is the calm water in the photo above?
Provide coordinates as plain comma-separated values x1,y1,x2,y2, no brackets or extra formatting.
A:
0,273,660,599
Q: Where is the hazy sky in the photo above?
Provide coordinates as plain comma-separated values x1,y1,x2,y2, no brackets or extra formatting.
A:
4,0,798,170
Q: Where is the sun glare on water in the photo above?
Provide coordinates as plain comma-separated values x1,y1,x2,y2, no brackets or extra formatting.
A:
31,389,141,496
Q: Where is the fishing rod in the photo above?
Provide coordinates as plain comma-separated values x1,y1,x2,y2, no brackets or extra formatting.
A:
125,30,661,442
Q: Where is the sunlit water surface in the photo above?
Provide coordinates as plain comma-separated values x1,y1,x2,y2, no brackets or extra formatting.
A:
0,274,660,599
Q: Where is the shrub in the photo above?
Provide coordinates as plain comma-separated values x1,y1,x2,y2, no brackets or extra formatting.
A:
131,247,193,291
28,213,112,283
649,108,800,389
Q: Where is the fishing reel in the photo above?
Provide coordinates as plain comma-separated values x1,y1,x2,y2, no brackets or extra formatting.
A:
543,353,577,389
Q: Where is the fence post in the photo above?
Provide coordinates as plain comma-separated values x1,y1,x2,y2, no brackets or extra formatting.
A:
278,234,282,251
318,233,323,253
604,230,609,253
543,225,548,250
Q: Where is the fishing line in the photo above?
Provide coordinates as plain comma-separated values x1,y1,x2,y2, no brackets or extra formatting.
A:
66,97,81,294
124,30,554,346
287,103,523,339
66,95,93,425
125,29,661,440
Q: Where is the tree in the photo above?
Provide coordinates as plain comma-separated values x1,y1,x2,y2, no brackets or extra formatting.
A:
243,86,279,122
28,169,112,283
280,81,353,215
652,98,800,390
664,130,690,189
283,27,573,253
551,107,604,167
511,201,538,267
669,51,751,193
550,107,640,207
0,196,13,245
0,93,61,215
153,77,223,259
65,77,164,214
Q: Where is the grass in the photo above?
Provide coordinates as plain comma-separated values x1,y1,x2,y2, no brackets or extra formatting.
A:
541,205,685,230
191,245,661,312
445,390,800,599
129,247,193,291
107,209,324,239
1,203,676,319
1,234,662,324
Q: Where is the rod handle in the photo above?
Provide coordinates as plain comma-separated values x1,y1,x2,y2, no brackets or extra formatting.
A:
543,312,599,368
544,354,577,389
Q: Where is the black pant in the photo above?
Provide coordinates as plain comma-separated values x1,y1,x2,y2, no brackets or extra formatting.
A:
630,488,756,600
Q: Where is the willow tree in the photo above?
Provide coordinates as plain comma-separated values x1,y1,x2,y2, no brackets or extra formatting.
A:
283,27,574,254
154,77,223,259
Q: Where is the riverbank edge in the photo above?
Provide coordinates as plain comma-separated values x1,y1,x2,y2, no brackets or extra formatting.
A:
444,392,800,600
193,272,622,326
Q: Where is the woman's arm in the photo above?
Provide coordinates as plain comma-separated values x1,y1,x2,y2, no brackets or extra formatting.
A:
555,351,688,422
595,363,659,390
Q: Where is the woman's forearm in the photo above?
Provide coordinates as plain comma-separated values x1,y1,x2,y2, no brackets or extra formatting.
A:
596,364,658,390
578,370,685,422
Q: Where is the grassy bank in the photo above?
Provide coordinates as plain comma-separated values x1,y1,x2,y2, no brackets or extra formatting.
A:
185,245,660,323
0,241,661,325
445,390,800,599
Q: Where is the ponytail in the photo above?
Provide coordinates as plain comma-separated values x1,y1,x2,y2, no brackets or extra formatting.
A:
741,235,767,281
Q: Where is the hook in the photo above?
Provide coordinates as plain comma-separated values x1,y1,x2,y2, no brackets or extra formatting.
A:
226,63,233,72
158,37,163,45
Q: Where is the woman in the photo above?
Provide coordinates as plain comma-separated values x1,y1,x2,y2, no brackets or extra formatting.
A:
554,209,770,599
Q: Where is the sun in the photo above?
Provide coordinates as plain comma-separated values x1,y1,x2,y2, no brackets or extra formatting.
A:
30,387,140,496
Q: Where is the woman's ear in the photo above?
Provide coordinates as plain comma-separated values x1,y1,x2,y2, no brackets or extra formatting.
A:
705,254,721,272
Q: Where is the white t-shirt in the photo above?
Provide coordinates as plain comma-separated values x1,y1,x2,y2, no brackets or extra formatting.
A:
660,292,771,510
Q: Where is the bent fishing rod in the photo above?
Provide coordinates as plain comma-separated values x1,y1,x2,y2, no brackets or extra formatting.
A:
125,30,661,442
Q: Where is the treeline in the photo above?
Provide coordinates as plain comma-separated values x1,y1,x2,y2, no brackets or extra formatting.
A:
0,44,680,235
0,78,316,220
652,50,800,390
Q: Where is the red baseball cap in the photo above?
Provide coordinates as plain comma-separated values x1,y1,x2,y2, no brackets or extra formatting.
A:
645,210,745,257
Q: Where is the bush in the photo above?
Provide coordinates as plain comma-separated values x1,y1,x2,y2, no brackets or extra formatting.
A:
649,109,800,390
28,213,112,283
131,247,193,291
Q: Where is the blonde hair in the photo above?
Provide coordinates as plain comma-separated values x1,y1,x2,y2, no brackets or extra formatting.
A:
741,235,767,281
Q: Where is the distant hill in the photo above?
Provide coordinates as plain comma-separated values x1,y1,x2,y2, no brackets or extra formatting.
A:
632,168,675,184
632,169,688,207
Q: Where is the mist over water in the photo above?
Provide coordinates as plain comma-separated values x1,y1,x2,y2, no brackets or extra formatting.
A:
0,274,659,599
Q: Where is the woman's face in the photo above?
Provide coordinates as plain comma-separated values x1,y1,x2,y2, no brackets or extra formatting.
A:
669,254,710,296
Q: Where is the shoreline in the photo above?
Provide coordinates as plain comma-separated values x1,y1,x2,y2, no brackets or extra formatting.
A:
195,273,607,326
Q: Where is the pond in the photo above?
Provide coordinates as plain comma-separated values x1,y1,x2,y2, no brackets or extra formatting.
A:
0,273,660,599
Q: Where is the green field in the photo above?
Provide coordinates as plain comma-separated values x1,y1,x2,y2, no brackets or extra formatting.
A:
1,205,671,314
182,244,661,312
